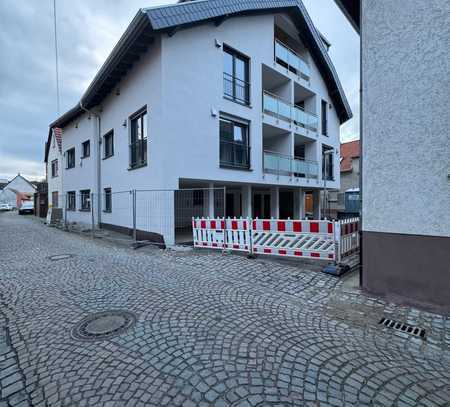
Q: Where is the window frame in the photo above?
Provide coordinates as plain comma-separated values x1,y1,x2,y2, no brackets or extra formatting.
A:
103,130,114,159
219,115,251,170
103,188,112,213
129,107,148,170
321,100,328,136
322,145,334,181
51,159,58,178
80,189,91,212
67,191,76,211
223,45,250,106
66,148,75,169
81,140,90,158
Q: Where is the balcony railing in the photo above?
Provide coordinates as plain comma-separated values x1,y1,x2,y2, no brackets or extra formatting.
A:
263,91,318,132
223,72,250,105
264,150,318,179
275,40,311,80
220,140,250,169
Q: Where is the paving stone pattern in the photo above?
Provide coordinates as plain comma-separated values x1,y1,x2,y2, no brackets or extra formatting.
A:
0,213,449,406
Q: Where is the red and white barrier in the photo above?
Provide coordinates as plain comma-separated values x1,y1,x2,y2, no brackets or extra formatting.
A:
192,217,359,263
252,219,335,260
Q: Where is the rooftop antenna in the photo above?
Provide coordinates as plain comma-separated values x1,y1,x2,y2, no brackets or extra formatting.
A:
53,0,60,115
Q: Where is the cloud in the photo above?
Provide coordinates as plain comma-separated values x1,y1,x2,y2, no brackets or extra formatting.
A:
0,0,359,181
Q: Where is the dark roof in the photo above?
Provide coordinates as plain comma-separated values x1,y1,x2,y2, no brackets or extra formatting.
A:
334,0,360,33
340,139,359,172
49,0,352,133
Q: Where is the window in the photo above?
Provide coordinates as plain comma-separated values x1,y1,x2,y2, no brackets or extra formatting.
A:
52,191,59,208
321,100,328,136
67,191,76,211
51,159,58,177
103,130,114,159
129,108,147,168
223,46,250,105
322,145,334,181
81,140,90,158
104,188,112,213
219,117,250,169
80,189,91,211
66,148,75,169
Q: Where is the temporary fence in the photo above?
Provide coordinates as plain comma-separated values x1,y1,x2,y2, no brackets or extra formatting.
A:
193,216,360,263
47,188,225,246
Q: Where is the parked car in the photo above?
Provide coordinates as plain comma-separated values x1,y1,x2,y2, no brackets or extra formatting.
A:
18,201,34,215
0,203,12,211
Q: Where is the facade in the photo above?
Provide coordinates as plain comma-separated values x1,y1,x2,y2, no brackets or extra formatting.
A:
44,128,63,209
0,174,36,208
46,0,351,245
328,140,359,217
335,0,450,309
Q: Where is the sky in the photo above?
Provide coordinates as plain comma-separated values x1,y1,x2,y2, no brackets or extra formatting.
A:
0,0,359,181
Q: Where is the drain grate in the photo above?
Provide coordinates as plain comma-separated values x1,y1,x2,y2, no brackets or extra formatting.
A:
48,254,74,261
379,317,426,338
71,310,136,341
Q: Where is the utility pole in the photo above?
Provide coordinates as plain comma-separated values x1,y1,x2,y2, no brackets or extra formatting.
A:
53,0,60,115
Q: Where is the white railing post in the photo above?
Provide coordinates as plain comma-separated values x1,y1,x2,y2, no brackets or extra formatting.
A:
334,219,341,264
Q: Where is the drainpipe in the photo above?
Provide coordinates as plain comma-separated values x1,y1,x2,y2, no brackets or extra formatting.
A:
79,100,102,227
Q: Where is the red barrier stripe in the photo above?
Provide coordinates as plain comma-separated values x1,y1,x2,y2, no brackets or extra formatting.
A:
311,253,320,258
210,220,216,229
252,220,257,230
293,221,302,232
243,220,247,230
221,220,225,229
254,247,258,252
310,222,319,233
263,221,270,231
202,242,207,246
233,244,239,249
212,243,218,247
328,253,334,259
277,221,285,232
263,248,272,254
231,220,238,230
294,250,302,256
328,223,333,234
279,249,287,255
200,220,206,229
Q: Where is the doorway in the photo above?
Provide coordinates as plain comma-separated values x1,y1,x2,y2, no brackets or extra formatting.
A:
253,192,271,219
279,190,294,219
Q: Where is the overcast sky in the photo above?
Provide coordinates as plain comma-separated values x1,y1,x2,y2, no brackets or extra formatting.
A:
0,0,359,181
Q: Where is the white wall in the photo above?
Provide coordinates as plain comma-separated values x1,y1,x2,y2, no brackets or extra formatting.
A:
362,0,450,238
47,132,62,207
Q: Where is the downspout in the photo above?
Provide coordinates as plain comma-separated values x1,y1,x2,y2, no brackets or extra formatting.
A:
79,100,102,227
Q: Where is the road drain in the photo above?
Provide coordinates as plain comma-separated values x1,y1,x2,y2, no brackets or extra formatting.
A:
48,254,74,261
71,310,136,341
379,317,426,338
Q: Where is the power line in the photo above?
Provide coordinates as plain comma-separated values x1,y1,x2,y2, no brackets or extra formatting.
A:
53,0,60,115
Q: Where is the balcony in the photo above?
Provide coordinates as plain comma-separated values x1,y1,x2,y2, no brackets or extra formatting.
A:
220,140,251,170
264,151,318,179
275,40,310,80
263,91,318,132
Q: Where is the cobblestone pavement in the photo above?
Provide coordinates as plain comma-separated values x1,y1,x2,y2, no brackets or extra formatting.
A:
0,212,449,407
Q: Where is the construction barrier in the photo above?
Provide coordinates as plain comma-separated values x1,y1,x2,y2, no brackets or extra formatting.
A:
193,216,359,263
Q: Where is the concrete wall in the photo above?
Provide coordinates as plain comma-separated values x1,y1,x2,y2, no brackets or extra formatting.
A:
362,0,450,238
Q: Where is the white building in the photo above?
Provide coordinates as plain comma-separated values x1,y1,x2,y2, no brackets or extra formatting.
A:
44,128,63,208
46,0,351,245
0,174,36,208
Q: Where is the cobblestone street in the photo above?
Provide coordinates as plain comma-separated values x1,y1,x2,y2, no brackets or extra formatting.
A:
0,213,449,407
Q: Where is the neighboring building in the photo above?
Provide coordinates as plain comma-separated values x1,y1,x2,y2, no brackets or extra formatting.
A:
44,127,63,209
328,139,359,217
46,0,352,245
33,182,48,218
0,174,36,208
335,1,450,309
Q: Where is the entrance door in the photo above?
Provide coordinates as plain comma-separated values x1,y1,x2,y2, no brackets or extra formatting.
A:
226,193,235,218
253,192,271,218
52,191,58,208
279,191,294,219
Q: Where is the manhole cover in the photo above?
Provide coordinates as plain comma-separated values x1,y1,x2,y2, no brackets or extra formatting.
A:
48,254,74,261
71,310,136,341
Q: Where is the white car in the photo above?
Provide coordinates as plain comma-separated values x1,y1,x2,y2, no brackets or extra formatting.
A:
0,203,12,211
18,201,34,215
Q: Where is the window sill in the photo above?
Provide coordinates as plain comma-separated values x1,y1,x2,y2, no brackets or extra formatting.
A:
128,163,147,171
81,156,90,159
51,175,58,178
79,209,90,212
66,167,75,170
102,155,114,160
220,164,252,172
103,210,112,213
223,95,251,108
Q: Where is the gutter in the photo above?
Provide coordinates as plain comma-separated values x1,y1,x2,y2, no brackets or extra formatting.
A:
79,101,102,226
